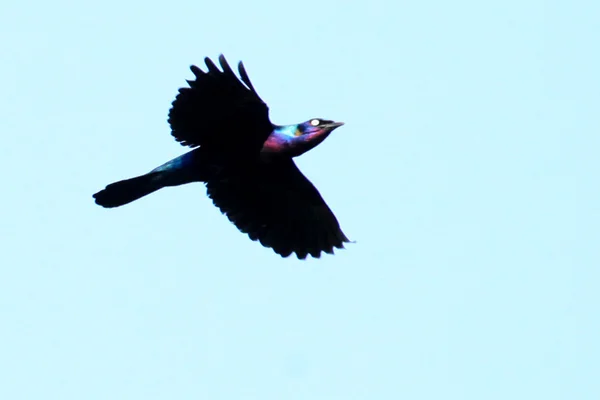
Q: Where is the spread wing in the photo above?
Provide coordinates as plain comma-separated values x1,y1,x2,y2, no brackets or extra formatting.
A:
206,159,350,259
168,55,273,155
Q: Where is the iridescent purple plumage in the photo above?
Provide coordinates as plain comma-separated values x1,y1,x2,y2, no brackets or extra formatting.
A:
261,120,344,158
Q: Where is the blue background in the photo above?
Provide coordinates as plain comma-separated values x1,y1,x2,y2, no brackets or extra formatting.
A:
1,1,598,399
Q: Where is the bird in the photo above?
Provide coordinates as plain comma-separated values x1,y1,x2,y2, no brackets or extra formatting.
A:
93,54,350,259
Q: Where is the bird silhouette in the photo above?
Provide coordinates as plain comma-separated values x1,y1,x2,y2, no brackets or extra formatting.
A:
93,55,349,259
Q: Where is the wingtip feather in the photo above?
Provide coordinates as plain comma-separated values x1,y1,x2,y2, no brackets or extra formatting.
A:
204,57,219,72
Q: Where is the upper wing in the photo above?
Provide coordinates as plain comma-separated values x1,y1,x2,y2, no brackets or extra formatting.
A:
168,55,273,155
206,159,350,259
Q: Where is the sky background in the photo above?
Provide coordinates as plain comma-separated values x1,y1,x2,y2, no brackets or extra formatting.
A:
1,0,599,399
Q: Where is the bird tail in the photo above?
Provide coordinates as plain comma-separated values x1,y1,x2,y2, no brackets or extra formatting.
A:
93,172,165,208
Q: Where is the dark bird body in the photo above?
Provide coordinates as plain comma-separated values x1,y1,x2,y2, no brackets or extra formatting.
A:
94,55,349,259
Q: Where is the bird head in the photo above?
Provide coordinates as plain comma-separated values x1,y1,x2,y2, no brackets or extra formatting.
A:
297,118,345,136
294,118,345,155
263,118,344,158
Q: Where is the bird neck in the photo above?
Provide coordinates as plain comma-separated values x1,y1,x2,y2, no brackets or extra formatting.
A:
273,124,302,138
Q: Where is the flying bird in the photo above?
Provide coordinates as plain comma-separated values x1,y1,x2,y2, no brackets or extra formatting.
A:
93,55,349,259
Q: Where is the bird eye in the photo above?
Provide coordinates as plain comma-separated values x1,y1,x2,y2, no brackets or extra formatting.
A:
310,119,320,126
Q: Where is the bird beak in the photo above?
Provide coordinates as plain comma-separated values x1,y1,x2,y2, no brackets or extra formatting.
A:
324,121,345,130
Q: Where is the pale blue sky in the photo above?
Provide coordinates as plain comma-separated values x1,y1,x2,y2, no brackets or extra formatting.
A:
1,0,598,399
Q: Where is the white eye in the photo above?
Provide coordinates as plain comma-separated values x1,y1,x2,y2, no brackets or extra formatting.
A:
310,119,320,126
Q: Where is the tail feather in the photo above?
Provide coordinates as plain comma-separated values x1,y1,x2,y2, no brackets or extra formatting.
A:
93,172,163,208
